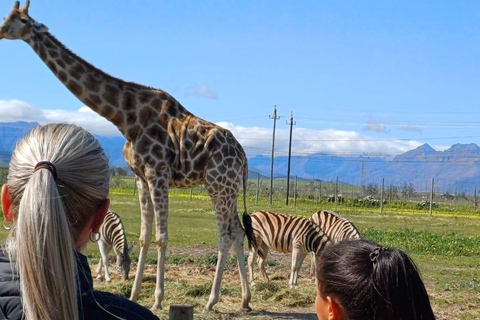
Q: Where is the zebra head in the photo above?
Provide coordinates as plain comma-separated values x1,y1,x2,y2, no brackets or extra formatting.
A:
116,244,134,280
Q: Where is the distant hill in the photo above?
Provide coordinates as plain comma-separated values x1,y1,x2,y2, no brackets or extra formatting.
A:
0,121,127,168
0,121,38,166
2,121,480,193
247,144,480,194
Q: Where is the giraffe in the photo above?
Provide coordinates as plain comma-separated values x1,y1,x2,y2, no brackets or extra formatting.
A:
0,1,255,312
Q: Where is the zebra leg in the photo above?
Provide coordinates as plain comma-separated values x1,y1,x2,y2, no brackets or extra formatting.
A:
97,240,112,282
130,176,154,303
95,257,104,282
247,241,257,286
289,249,307,289
258,244,270,282
309,252,316,279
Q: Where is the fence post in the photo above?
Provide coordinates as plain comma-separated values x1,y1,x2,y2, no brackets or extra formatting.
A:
133,176,137,196
334,176,338,211
475,185,477,211
429,178,434,217
256,174,260,205
169,305,193,320
380,178,384,214
294,175,298,207
190,188,193,201
318,180,322,202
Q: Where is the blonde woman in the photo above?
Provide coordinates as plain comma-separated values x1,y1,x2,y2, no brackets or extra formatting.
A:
0,123,158,320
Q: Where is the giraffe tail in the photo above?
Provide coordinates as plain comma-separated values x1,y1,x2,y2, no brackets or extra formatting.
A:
242,160,248,214
241,160,257,254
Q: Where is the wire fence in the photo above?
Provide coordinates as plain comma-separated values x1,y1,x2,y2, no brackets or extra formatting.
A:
2,167,478,215
108,174,480,215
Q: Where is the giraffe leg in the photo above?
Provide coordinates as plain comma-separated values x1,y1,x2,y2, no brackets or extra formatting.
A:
150,175,169,310
204,249,226,312
204,199,251,313
232,219,251,312
130,177,154,302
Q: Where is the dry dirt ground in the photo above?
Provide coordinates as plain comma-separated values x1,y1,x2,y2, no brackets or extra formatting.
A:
93,246,455,320
93,246,319,319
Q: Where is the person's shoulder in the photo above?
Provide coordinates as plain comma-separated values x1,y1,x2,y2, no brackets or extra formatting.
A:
83,290,159,320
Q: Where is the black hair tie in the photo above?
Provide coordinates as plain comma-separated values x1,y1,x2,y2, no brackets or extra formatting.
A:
369,246,385,264
33,161,58,180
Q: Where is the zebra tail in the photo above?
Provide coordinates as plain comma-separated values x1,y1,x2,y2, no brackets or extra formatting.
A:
242,212,265,259
242,213,254,249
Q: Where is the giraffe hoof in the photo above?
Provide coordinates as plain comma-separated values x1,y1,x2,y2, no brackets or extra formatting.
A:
202,307,214,314
238,305,252,313
150,303,162,311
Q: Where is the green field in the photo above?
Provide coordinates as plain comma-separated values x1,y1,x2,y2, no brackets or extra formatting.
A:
1,189,479,319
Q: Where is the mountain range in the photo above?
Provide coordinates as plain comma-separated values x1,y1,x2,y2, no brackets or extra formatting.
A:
1,121,480,193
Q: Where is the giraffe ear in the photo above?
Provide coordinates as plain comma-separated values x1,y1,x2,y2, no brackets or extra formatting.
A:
32,21,48,33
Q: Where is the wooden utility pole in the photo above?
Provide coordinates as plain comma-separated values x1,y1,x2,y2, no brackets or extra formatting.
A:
285,112,296,205
269,106,280,206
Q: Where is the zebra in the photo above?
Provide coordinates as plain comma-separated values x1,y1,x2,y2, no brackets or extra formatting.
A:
308,210,361,276
96,210,133,282
246,210,331,288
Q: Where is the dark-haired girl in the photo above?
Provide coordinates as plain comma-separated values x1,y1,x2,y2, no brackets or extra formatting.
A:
316,238,435,320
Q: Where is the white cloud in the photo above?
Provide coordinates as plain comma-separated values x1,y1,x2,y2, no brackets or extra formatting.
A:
217,122,422,157
0,100,48,122
2,100,426,156
43,106,121,136
185,83,218,100
0,100,121,136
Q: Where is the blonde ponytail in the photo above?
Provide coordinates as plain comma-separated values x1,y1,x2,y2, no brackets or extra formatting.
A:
5,123,110,320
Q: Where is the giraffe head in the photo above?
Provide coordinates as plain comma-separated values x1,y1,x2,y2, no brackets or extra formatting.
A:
0,1,47,40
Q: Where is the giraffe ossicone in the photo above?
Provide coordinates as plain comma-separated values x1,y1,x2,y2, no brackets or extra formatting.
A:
0,1,255,312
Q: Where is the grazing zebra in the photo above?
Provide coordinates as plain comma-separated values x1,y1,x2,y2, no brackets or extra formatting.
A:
309,210,361,276
247,210,331,288
96,210,133,282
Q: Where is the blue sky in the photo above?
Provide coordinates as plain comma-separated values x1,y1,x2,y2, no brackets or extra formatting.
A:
1,1,479,158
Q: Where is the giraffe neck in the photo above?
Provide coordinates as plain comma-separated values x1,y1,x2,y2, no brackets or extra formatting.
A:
24,31,165,138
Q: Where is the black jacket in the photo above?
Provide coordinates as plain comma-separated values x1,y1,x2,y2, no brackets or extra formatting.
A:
0,248,159,320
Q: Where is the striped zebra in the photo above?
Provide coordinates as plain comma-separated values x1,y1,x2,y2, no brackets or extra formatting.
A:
246,210,331,288
309,210,361,276
96,210,133,282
